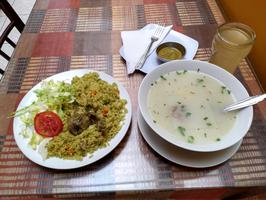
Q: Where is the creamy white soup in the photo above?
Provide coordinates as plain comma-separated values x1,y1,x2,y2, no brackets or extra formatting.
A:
147,70,237,145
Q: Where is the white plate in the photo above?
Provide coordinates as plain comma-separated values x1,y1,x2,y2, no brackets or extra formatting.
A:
138,60,253,152
137,110,241,168
13,69,132,169
120,28,199,74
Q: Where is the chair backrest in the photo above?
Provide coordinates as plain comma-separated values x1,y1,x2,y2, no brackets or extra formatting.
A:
0,0,25,75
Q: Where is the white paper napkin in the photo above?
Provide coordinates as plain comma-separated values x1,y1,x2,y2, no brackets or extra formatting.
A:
121,24,173,74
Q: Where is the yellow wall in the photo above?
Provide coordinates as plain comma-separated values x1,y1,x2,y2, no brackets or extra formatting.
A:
218,0,266,90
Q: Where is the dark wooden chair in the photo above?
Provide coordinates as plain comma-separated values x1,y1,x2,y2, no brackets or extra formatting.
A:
0,0,25,75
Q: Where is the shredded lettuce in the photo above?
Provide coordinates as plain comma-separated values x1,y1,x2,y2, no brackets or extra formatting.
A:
21,128,31,138
12,80,74,149
29,133,44,150
34,80,74,119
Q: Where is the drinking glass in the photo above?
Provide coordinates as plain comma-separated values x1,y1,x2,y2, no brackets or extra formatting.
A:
209,22,256,74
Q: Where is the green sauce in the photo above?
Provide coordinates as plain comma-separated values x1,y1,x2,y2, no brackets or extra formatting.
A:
158,47,182,60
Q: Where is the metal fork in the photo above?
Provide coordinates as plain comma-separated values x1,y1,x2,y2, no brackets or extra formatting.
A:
135,23,165,70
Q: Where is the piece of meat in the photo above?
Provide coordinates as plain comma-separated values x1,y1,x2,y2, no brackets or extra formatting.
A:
171,106,182,119
68,107,106,136
68,113,91,136
97,119,106,132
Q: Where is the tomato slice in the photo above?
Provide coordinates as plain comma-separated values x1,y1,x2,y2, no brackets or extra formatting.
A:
34,111,63,137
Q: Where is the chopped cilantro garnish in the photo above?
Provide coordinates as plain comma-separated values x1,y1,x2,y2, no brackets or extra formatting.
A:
187,136,195,143
178,126,186,136
197,78,204,83
160,75,167,80
221,86,230,95
180,105,186,112
186,112,192,117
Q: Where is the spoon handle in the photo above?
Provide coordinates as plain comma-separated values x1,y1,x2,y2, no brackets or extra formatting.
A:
224,93,266,112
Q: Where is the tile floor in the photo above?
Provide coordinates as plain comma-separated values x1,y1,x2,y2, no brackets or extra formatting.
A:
0,0,36,79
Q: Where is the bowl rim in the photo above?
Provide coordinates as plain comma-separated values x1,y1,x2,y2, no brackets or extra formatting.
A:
138,60,253,152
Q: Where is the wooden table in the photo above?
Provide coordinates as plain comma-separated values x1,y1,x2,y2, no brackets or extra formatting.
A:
1,0,266,199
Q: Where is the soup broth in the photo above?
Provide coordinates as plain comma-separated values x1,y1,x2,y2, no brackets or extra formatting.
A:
147,70,237,145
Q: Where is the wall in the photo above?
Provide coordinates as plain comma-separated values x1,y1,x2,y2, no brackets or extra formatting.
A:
218,0,266,90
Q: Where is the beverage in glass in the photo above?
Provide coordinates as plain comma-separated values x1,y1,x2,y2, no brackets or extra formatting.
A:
209,22,256,74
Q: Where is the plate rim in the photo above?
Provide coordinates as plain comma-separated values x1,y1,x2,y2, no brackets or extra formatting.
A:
13,69,132,169
137,109,242,168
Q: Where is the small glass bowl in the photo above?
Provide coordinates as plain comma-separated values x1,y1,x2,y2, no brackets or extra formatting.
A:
156,42,186,62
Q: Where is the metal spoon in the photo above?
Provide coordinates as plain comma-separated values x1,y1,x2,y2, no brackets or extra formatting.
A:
224,93,266,112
